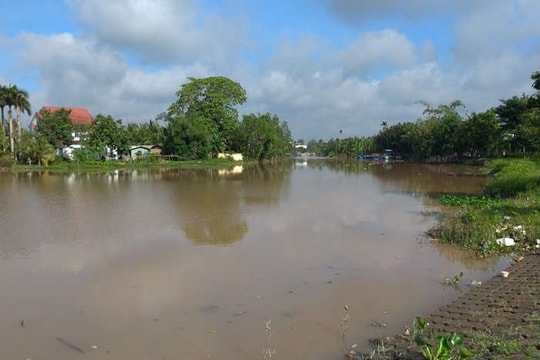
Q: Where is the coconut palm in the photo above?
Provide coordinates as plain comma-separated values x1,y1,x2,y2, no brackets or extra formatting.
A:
3,84,31,156
4,85,18,154
0,84,8,139
14,87,31,138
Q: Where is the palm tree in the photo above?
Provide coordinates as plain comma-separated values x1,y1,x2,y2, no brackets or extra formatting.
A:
4,85,18,155
14,87,31,138
0,84,8,140
4,84,31,156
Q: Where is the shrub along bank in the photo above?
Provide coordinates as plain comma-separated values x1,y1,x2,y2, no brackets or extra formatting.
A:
429,158,540,256
350,159,540,360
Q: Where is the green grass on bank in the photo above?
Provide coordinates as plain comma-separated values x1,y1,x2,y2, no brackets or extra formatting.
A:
429,159,540,256
349,312,540,359
467,315,540,359
484,158,540,197
8,157,241,172
351,159,540,360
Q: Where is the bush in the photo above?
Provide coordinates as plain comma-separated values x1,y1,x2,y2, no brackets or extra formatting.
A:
431,160,540,255
431,165,540,255
0,154,13,168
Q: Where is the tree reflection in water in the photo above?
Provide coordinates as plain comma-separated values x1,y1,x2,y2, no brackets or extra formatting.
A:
167,162,293,245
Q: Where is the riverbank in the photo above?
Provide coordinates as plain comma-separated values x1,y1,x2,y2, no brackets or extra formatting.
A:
349,253,540,359
428,159,540,257
6,158,245,172
349,158,540,359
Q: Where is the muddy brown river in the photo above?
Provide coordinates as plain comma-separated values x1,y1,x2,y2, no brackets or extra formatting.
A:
0,160,507,359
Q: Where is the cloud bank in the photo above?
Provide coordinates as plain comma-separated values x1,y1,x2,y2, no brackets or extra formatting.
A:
3,0,539,140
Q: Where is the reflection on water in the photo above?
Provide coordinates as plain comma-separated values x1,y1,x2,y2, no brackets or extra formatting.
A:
0,160,505,360
162,163,292,245
307,159,487,196
430,241,503,271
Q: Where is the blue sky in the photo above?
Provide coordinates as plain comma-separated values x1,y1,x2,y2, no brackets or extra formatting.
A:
1,0,539,141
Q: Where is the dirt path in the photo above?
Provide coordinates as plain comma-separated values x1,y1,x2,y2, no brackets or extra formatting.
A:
350,254,540,359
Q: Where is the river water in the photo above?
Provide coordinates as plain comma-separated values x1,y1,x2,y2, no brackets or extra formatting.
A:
0,160,507,360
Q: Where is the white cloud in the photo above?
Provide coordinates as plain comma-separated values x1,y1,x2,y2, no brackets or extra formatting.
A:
67,0,247,65
16,31,209,122
19,32,126,107
339,29,417,77
5,0,540,140
327,0,491,22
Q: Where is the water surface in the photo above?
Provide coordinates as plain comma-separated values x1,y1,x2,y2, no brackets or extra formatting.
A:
0,160,505,359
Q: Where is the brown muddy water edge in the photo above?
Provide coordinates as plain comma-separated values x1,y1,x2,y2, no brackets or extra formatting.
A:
348,253,540,359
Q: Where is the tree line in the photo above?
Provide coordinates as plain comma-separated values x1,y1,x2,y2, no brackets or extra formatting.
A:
304,71,540,161
0,76,293,165
2,71,539,165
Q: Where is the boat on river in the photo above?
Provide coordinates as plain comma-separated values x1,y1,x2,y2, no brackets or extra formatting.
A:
358,149,402,162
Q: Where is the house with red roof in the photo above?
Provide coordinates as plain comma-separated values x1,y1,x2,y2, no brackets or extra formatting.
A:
30,106,94,130
30,106,95,158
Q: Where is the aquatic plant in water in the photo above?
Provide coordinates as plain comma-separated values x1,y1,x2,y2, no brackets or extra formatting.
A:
413,317,473,360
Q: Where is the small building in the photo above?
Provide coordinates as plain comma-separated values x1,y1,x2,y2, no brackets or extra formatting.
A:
30,106,94,159
129,145,162,160
217,152,243,161
30,106,94,130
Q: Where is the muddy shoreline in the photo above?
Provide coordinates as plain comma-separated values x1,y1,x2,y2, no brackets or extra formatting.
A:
350,253,540,359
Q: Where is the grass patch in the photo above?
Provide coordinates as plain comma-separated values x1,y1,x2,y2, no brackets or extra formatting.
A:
467,319,540,359
429,159,540,256
483,159,540,198
12,157,241,172
349,313,540,360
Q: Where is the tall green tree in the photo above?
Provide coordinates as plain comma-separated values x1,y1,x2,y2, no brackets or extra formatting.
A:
238,113,292,160
0,84,8,141
35,108,74,148
13,87,31,138
0,85,31,156
529,71,540,112
126,118,164,146
515,111,540,153
457,110,501,157
166,76,247,155
495,91,539,154
509,73,540,153
495,95,530,132
163,114,213,160
88,114,129,158
3,85,18,154
375,122,407,154
531,71,540,91
421,100,465,157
